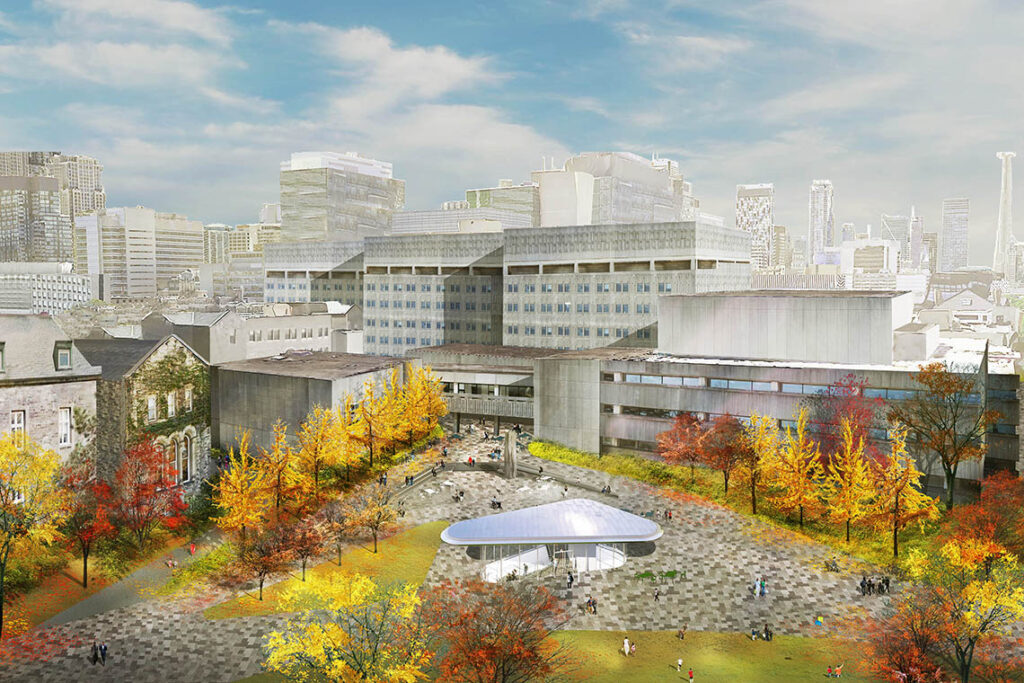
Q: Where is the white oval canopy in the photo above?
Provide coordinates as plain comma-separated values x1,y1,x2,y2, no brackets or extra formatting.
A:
441,498,663,546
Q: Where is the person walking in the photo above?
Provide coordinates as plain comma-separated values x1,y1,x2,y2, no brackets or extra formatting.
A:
689,668,694,682
99,642,107,665
592,597,598,615
677,657,683,672
91,642,99,666
623,636,630,656
654,587,660,602
759,578,766,598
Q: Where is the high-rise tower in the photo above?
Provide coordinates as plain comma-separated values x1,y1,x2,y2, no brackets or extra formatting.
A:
940,198,969,272
993,151,1015,273
735,183,774,270
808,180,834,264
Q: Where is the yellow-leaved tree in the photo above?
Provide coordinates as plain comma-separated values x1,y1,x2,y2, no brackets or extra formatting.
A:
870,424,938,558
264,572,433,682
824,419,874,542
354,379,389,471
740,413,779,515
0,433,68,637
257,420,294,514
212,431,271,543
295,406,341,503
765,407,824,530
398,365,447,448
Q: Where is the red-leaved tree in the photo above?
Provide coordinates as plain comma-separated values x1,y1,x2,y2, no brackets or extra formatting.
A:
108,437,188,548
695,414,747,495
656,412,706,483
421,579,574,683
810,374,885,460
59,459,115,588
945,470,1024,557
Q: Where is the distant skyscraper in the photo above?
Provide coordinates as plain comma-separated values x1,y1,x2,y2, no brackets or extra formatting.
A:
808,180,834,263
0,151,105,218
909,207,924,269
940,198,969,272
0,176,71,262
922,232,939,272
735,183,775,270
771,225,792,270
994,152,1015,274
279,151,405,242
880,213,911,267
841,222,855,242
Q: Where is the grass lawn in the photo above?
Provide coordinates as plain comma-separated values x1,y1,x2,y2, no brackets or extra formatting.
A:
556,630,879,682
204,520,447,620
2,535,186,639
529,441,940,567
231,630,877,683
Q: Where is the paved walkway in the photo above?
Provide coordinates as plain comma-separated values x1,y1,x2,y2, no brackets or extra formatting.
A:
0,431,891,681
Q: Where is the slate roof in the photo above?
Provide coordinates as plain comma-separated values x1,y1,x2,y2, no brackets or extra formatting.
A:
75,338,165,380
0,314,101,382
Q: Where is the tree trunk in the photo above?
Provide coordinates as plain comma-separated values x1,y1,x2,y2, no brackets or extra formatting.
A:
301,558,307,581
259,577,264,601
689,462,695,484
750,474,757,515
893,492,901,559
82,544,90,588
798,505,804,530
944,467,956,511
845,519,851,543
337,543,343,566
723,471,729,495
372,530,378,553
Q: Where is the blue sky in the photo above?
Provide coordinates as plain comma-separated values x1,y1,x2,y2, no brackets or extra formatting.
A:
2,0,1023,263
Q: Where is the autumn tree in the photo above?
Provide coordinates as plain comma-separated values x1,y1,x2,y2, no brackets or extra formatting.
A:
809,373,885,458
290,518,327,581
865,587,947,683
824,420,874,542
946,470,1024,557
696,414,747,495
319,500,350,566
398,365,448,448
354,378,391,471
869,426,938,558
108,436,187,548
257,421,294,512
421,578,574,683
265,572,433,681
0,433,68,638
295,406,340,501
888,362,1000,510
765,407,823,529
237,529,294,601
903,536,1024,683
213,431,272,543
59,458,114,588
345,481,398,553
740,413,779,515
656,412,705,483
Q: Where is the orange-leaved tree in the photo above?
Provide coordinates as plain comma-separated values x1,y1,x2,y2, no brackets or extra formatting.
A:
213,431,271,543
764,407,823,529
237,529,294,601
108,436,187,548
869,425,938,558
824,419,874,542
696,414,747,495
290,517,327,582
740,412,779,515
888,362,1000,510
59,457,114,588
421,578,574,683
656,412,705,483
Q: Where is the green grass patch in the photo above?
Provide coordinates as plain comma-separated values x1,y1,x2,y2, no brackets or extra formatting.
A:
204,520,447,620
158,541,237,596
556,630,878,682
529,441,940,567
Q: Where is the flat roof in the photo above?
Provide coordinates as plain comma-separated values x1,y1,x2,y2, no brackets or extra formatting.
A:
441,498,663,545
410,343,558,359
665,290,911,299
216,351,401,381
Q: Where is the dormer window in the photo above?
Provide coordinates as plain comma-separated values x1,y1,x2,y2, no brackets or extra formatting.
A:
53,342,72,371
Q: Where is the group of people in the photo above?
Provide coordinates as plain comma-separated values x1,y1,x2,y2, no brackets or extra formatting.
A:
403,475,415,486
451,490,466,502
859,575,891,595
826,664,845,677
750,623,774,641
751,575,768,598
89,642,109,666
585,594,599,614
486,447,502,461
377,473,388,487
662,509,674,520
489,497,502,510
599,484,612,494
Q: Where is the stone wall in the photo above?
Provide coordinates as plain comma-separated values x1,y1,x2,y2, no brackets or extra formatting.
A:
0,378,96,458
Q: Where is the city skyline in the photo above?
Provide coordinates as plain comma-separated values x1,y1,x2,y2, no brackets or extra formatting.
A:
1,1,1022,265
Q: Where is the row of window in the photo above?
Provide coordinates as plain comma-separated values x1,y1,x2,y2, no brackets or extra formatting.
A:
8,408,74,447
367,300,493,311
441,383,534,398
365,319,492,332
366,283,494,293
506,282,663,293
248,327,329,342
145,389,194,423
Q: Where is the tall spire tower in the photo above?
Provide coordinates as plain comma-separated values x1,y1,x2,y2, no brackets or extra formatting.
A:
993,151,1015,273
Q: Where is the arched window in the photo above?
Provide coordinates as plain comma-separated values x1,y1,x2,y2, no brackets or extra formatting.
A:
166,440,178,486
179,436,191,484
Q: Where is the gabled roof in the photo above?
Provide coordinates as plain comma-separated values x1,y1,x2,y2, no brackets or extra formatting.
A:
0,314,101,382
441,498,663,545
75,334,206,380
162,311,230,327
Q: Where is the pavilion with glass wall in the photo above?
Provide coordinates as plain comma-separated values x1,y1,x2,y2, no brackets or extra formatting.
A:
441,498,663,582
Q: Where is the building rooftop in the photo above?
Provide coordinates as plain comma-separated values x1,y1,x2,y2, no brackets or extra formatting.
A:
409,343,564,360
162,311,230,327
664,290,910,299
216,350,402,381
441,498,663,546
75,338,165,380
0,315,101,382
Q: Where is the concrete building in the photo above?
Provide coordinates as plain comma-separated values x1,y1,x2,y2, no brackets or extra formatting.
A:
0,152,105,218
841,222,856,242
839,237,900,274
279,151,405,242
0,314,100,457
199,253,265,302
76,335,211,494
533,152,699,228
880,213,910,267
735,183,774,271
501,220,751,350
465,180,540,226
922,232,939,272
808,180,835,264
771,225,793,270
363,232,503,357
941,198,970,272
73,207,204,301
0,262,92,314
657,291,913,365
0,175,72,262
391,205,532,234
211,351,403,451
263,239,364,306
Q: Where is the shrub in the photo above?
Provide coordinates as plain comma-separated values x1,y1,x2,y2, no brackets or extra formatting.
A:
159,541,237,596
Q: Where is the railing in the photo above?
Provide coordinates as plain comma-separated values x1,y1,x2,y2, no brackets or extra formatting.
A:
444,394,533,419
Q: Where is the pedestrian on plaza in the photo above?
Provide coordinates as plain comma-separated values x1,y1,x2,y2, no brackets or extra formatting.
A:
668,510,673,520
91,642,99,666
677,657,683,672
99,642,107,665
189,541,196,556
859,576,867,595
592,597,598,615
760,578,766,597
630,643,636,656
654,587,660,602
883,576,891,594
752,577,760,598
562,486,568,497
689,668,694,682
677,624,687,640
623,636,630,656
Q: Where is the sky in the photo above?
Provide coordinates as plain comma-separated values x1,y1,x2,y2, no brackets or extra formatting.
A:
1,0,1023,265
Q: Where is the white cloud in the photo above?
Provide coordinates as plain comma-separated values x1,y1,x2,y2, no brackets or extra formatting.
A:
199,86,279,114
760,72,909,121
620,23,751,71
35,0,232,43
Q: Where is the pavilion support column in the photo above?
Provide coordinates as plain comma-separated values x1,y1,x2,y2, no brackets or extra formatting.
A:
494,415,500,437
456,413,461,433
